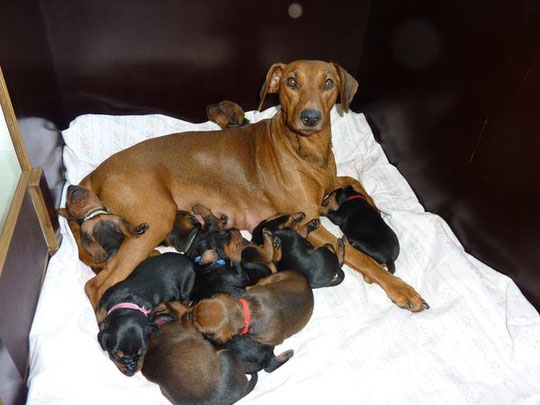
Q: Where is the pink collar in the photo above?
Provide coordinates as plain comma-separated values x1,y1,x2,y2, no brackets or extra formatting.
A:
107,302,151,317
345,193,367,202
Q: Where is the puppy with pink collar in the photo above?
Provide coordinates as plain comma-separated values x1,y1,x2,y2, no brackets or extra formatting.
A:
95,252,195,376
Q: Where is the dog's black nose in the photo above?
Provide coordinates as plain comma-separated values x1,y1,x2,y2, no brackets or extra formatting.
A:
300,110,322,127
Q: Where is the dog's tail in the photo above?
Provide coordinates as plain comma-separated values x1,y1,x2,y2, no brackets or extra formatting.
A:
329,268,345,287
385,260,396,274
245,373,258,395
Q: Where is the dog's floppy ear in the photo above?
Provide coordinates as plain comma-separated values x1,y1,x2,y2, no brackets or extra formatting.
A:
331,62,358,113
258,63,286,111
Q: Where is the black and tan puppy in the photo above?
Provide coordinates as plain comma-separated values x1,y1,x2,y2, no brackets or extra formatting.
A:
321,185,400,274
190,250,247,303
143,301,257,405
164,210,202,255
187,271,314,346
206,100,250,130
190,227,281,302
221,335,294,374
251,213,345,288
96,253,195,376
58,184,149,265
184,204,229,259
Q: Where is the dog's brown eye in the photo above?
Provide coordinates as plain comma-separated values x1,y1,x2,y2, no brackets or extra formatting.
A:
286,77,297,89
324,78,334,89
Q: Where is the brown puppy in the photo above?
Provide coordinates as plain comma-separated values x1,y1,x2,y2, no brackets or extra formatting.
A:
163,210,202,255
58,185,148,266
207,100,249,130
187,271,314,346
81,60,427,312
142,301,257,405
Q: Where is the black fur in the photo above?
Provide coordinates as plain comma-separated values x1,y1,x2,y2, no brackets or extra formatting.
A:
190,260,248,302
97,253,196,375
324,185,400,273
251,216,345,288
221,335,294,373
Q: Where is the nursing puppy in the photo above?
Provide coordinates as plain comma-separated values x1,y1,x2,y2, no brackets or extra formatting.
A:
96,253,195,376
164,210,202,255
321,185,400,274
190,227,281,302
58,184,148,265
251,213,345,288
143,301,257,405
206,100,250,130
187,271,314,346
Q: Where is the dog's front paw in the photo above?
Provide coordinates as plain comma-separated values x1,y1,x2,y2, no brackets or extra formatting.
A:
385,277,429,312
134,222,149,236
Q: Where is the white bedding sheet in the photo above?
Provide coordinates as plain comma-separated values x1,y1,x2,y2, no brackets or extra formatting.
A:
27,107,540,404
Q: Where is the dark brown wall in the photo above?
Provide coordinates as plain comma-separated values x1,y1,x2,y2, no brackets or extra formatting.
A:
356,0,540,307
39,0,370,124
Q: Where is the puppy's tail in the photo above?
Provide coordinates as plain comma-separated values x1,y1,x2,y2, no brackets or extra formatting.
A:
245,373,258,395
385,260,396,274
329,268,345,287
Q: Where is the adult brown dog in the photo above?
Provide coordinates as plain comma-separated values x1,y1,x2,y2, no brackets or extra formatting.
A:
81,60,428,312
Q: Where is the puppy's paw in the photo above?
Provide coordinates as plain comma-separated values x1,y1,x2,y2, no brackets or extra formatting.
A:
92,250,108,263
273,235,281,250
134,222,149,236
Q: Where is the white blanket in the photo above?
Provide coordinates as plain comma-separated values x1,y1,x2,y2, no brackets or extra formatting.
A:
27,107,540,405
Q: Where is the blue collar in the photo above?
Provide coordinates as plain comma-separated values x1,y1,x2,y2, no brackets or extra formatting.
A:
194,256,227,266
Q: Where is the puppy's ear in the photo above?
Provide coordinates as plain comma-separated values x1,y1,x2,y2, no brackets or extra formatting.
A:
258,63,285,111
331,62,358,113
97,330,109,351
57,208,75,220
206,103,223,122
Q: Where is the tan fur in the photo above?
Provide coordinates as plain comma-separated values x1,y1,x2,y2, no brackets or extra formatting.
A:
188,271,314,346
81,60,427,312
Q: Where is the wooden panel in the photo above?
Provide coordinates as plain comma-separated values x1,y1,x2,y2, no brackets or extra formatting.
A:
0,191,49,377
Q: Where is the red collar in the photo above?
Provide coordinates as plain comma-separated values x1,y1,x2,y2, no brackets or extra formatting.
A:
239,298,251,335
345,193,367,202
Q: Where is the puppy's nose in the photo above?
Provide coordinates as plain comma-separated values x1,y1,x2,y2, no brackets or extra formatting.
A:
300,110,321,127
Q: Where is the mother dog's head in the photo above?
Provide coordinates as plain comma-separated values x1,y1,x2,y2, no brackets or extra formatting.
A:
258,60,358,136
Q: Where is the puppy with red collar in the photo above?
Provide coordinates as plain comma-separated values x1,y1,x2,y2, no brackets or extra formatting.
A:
58,184,149,266
96,253,195,376
185,271,313,346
